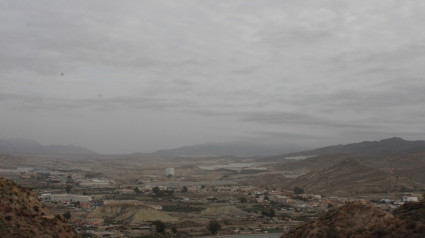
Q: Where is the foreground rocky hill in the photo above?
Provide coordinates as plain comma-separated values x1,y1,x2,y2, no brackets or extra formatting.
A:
0,177,80,238
283,201,425,238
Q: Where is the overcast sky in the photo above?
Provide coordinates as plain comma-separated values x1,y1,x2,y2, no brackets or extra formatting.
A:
1,0,425,154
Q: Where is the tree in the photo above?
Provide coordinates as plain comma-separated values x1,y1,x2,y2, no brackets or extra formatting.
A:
134,187,142,194
182,186,188,193
63,211,71,221
152,220,166,233
261,208,275,218
171,226,177,234
293,187,304,194
240,197,247,203
207,220,222,234
152,186,160,194
65,185,72,194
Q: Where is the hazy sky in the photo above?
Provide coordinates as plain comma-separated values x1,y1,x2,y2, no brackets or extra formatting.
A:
1,0,425,154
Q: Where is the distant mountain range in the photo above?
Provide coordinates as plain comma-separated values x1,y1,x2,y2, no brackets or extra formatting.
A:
0,138,97,156
266,137,425,161
2,137,425,159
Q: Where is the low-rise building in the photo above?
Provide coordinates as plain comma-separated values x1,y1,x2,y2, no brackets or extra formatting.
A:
403,196,418,202
165,168,175,177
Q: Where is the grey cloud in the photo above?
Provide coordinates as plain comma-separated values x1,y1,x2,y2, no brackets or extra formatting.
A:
1,0,425,153
243,111,369,129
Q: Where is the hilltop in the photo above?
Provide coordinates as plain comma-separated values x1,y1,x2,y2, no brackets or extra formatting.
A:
0,177,79,238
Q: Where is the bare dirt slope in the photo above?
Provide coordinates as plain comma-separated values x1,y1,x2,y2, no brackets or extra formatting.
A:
284,159,422,196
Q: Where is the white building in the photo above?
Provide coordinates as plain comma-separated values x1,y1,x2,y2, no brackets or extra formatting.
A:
403,196,418,202
165,168,175,177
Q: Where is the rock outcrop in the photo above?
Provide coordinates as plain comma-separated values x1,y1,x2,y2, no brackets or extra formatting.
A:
0,177,80,238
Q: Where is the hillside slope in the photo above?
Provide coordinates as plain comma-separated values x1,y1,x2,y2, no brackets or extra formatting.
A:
0,177,79,238
284,159,422,196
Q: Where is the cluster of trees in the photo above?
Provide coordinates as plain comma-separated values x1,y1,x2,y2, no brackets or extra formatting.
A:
240,197,248,203
152,220,166,233
152,186,174,197
294,186,305,194
207,220,222,234
261,208,275,218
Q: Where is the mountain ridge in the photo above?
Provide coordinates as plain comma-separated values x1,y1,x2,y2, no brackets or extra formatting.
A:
0,138,97,156
268,137,425,161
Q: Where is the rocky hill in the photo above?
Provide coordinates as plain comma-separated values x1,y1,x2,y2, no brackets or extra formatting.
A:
269,138,425,175
283,200,425,238
86,204,177,224
274,137,425,160
0,177,79,238
284,159,422,196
